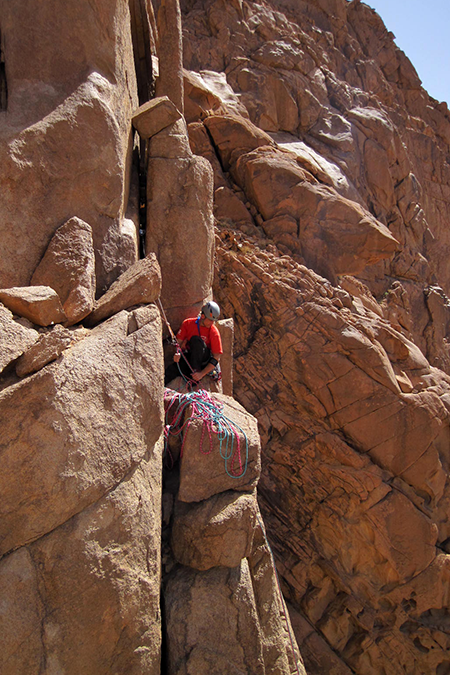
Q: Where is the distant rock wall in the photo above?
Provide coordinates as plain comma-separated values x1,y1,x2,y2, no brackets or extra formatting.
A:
181,0,450,373
179,0,450,673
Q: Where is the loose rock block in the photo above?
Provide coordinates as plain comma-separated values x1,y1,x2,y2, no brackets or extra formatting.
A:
177,393,261,502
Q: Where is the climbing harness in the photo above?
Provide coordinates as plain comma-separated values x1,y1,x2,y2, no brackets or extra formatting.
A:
158,298,221,388
256,512,303,675
163,389,248,479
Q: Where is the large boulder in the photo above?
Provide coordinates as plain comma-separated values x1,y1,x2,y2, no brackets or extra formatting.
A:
31,216,96,326
0,450,163,675
171,490,258,570
165,553,305,675
0,307,164,556
0,0,140,293
86,253,162,326
0,286,66,326
174,392,261,503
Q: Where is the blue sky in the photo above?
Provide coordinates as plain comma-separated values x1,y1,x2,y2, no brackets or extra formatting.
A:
364,0,450,105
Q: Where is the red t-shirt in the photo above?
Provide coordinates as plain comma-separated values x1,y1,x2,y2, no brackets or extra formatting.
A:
177,317,223,354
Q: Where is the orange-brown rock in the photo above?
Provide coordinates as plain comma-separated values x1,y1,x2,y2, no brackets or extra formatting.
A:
0,308,164,556
213,226,450,675
176,393,261,502
15,324,74,378
132,95,182,139
87,253,162,326
31,216,96,326
165,527,305,675
0,286,66,326
0,448,163,675
171,490,258,570
0,0,140,293
0,303,39,373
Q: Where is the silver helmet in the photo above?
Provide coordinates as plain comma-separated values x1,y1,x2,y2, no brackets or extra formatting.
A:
201,301,220,321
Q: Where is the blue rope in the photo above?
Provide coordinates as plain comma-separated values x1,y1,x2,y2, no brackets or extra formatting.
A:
164,390,249,479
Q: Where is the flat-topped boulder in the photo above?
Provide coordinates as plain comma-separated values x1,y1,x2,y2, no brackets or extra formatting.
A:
132,96,182,139
165,391,261,503
0,286,66,327
86,253,162,326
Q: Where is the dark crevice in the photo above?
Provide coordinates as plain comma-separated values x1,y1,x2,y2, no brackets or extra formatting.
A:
128,0,157,259
137,137,147,259
0,28,7,111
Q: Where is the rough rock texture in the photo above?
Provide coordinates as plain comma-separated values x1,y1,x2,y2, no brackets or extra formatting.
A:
0,307,164,556
0,305,164,674
132,95,182,139
3,0,450,673
217,316,234,395
0,303,39,373
171,490,258,570
87,253,162,326
177,393,261,502
146,117,215,328
0,450,163,675
0,0,142,293
182,0,450,373
0,286,66,326
15,324,75,378
213,228,450,675
31,216,96,325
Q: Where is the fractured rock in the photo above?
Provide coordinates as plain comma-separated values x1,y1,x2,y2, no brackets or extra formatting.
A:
177,393,261,503
0,308,164,556
171,490,258,570
0,451,163,675
15,324,73,378
0,0,140,292
132,95,182,139
31,216,96,326
0,303,39,373
0,286,66,327
86,253,162,326
165,555,303,675
146,138,214,327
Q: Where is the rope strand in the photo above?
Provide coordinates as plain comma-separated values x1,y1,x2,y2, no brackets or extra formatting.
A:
163,389,249,479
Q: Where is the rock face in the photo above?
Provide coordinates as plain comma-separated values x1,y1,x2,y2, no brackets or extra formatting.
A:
162,389,305,674
213,228,450,675
0,305,164,674
31,216,96,325
2,0,450,673
182,0,450,372
0,0,142,293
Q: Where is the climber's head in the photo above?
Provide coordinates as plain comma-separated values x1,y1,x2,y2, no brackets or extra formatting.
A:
201,301,220,322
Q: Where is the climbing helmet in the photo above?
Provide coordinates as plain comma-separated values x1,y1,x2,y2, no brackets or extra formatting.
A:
201,301,220,321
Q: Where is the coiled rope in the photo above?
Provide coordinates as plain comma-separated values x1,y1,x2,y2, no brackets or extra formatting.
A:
164,389,249,479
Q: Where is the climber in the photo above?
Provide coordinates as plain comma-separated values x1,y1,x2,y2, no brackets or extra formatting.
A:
164,301,223,386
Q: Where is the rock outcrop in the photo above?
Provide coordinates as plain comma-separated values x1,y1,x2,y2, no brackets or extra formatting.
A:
2,0,450,673
162,388,305,674
0,0,142,293
0,305,164,674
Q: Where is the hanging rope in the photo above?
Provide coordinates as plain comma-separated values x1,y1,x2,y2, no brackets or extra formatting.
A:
163,389,249,479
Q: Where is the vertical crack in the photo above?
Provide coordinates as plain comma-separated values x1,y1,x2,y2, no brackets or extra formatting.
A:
0,28,7,111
